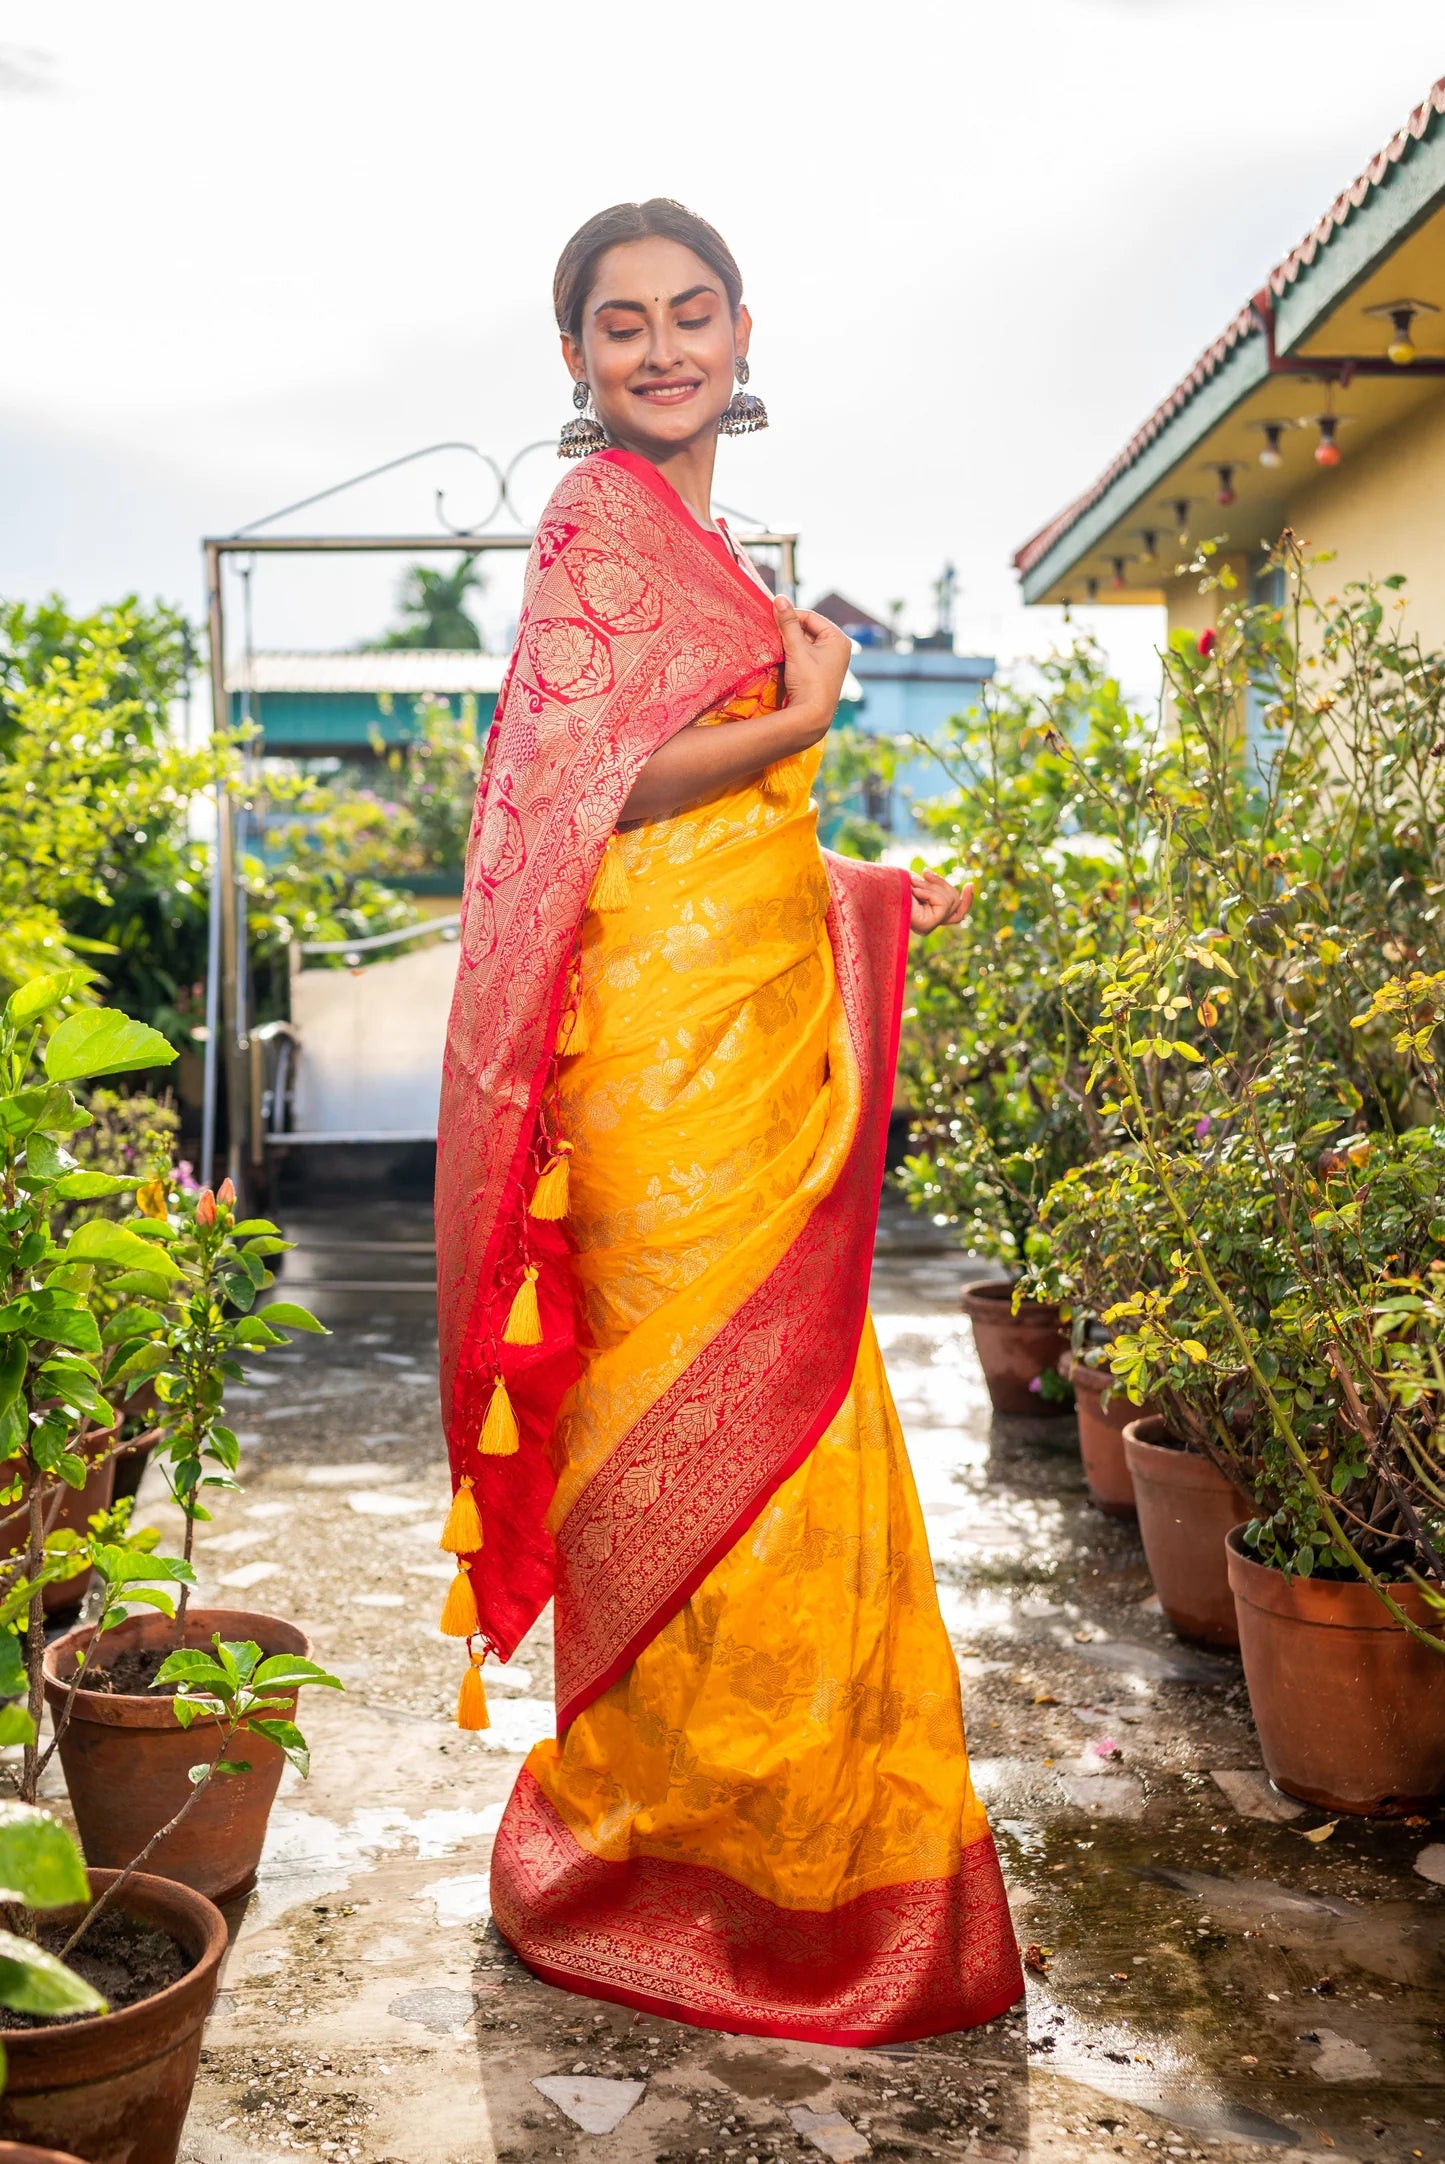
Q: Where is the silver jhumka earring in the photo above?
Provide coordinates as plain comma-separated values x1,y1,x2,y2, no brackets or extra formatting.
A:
718,354,768,437
558,380,607,459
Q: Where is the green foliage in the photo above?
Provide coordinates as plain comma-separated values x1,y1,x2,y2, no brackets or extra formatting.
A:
0,1802,106,2052
1013,540,1445,1623
0,609,223,1017
153,1634,341,1785
898,644,1153,1264
143,1177,326,1629
816,723,902,863
374,557,485,650
372,694,485,875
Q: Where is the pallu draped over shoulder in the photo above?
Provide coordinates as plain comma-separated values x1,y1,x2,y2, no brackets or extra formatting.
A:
434,447,1022,2043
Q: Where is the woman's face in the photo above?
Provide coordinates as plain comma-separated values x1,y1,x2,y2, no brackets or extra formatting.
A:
563,235,750,458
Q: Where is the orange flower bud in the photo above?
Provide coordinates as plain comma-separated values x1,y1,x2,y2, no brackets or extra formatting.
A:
196,1188,217,1226
216,1177,237,1208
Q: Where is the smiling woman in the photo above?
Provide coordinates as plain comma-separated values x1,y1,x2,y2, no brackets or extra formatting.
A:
432,198,1012,2044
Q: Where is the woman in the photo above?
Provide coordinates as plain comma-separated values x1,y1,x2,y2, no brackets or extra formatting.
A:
434,199,1023,2044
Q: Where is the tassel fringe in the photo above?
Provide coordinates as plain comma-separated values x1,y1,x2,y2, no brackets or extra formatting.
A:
587,836,630,912
439,1476,483,1555
456,1647,490,1731
439,1562,480,1638
557,998,590,1056
760,761,791,804
479,1373,520,1456
530,1143,572,1221
503,1265,543,1345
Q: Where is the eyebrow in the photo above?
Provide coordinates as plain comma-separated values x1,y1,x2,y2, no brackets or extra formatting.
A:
592,283,720,318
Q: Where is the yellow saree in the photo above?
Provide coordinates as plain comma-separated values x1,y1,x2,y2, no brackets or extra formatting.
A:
435,449,1020,2041
486,679,1021,2041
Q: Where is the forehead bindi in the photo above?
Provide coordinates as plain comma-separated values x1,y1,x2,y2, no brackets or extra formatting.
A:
588,238,722,318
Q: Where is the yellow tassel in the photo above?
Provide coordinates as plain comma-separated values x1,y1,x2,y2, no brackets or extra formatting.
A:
439,1476,483,1555
439,1561,480,1638
456,1649,490,1731
587,835,630,912
557,1000,590,1056
529,1143,572,1221
759,760,791,804
502,1264,542,1346
479,1374,520,1456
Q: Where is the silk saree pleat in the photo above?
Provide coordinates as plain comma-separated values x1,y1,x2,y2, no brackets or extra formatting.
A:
486,693,1022,2041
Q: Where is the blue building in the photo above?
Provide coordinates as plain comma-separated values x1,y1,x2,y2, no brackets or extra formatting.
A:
812,592,994,846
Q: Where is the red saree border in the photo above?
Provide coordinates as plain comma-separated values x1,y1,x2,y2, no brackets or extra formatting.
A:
552,853,912,1727
490,1770,1025,2046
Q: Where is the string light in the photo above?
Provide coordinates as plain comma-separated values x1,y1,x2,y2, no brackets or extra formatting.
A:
1257,422,1287,469
1209,463,1238,507
1314,415,1342,468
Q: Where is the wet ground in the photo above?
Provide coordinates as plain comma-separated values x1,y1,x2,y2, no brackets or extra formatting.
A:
59,1192,1445,2162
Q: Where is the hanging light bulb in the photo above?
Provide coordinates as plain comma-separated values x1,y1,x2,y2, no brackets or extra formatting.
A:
1210,463,1238,508
1109,557,1128,591
1170,499,1192,539
1084,577,1100,603
1364,298,1437,367
1258,423,1286,469
1314,415,1342,468
1136,528,1159,563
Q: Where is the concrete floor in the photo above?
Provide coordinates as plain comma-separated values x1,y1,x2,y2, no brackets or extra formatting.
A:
92,1196,1444,2164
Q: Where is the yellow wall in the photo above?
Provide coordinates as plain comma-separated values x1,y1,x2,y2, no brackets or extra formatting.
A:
1163,388,1445,644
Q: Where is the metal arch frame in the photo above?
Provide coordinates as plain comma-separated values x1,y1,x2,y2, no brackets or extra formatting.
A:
200,446,799,1199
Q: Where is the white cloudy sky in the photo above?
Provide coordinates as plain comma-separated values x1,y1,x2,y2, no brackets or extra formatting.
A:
3,2,1443,702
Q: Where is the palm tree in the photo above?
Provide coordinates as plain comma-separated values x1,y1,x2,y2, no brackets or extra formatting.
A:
378,557,485,649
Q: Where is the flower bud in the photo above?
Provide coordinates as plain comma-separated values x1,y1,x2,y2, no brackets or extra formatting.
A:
1197,628,1217,659
217,1177,237,1208
196,1188,217,1226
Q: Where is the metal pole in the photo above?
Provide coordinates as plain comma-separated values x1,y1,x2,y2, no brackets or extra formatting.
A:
203,543,249,1202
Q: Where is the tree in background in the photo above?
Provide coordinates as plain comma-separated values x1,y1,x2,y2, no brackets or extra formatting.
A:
376,557,485,650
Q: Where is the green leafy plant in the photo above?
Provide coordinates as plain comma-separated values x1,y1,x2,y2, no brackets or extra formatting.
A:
0,1802,107,2055
130,1175,327,1638
0,971,194,1797
59,1635,341,1959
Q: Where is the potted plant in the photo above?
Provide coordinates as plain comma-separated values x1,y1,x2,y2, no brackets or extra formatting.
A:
0,1800,105,2164
44,1167,337,1904
899,649,1168,1413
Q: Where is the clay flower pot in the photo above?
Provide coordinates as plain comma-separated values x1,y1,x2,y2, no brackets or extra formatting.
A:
1061,1355,1141,1518
0,1456,117,1620
0,1867,225,2164
960,1279,1071,1417
1122,1415,1253,1647
0,2146,93,2162
1227,1530,1445,1814
44,1605,311,1906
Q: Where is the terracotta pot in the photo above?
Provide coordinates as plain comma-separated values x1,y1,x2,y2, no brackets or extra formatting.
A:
44,1606,311,1906
0,2146,93,2162
0,1457,117,1619
1061,1355,1141,1518
0,1867,225,2164
1227,1530,1445,1814
960,1279,1071,1417
108,1435,156,1508
1123,1416,1254,1648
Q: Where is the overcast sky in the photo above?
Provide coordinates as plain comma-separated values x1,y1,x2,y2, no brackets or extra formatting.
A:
3,3,1443,704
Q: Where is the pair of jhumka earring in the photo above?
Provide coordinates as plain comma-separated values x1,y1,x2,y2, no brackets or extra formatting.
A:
558,359,768,457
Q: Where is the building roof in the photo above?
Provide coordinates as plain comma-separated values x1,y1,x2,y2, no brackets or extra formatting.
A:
226,650,508,696
812,592,896,644
1014,76,1445,599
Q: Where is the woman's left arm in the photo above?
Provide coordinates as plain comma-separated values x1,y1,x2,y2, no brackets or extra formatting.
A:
908,869,973,934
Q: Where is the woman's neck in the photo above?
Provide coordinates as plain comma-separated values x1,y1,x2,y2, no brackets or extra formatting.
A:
609,430,718,529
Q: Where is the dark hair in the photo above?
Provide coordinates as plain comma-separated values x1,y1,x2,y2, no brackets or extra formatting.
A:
553,199,743,337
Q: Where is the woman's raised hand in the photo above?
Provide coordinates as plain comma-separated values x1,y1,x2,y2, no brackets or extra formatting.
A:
909,869,974,934
773,596,853,748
